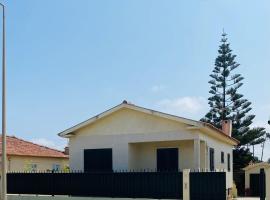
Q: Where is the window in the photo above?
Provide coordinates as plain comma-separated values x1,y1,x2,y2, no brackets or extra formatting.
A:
209,148,215,171
26,163,37,172
227,153,231,172
157,148,179,172
221,152,224,163
52,164,61,171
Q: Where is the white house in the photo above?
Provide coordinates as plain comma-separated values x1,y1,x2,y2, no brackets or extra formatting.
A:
243,162,270,195
58,101,238,188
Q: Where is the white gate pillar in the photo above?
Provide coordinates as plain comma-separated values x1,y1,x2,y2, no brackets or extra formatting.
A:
266,168,270,200
183,169,190,200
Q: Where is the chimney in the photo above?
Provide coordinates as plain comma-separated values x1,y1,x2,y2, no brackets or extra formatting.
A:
222,120,232,136
64,146,69,155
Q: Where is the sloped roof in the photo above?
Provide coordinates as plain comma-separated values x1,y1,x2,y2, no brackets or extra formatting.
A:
243,162,270,171
58,101,239,145
0,136,68,158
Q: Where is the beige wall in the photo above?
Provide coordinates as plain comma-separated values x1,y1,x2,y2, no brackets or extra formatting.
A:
6,155,68,172
75,108,190,136
199,133,233,189
199,133,233,170
128,140,194,170
69,108,197,171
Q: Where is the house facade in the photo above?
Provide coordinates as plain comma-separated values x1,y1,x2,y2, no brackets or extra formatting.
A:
0,136,69,172
59,101,238,188
243,162,270,193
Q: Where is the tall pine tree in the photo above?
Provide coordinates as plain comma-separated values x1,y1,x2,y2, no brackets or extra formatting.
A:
201,32,266,170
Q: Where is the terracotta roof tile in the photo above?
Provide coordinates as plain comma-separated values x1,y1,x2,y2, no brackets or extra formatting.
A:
0,136,68,158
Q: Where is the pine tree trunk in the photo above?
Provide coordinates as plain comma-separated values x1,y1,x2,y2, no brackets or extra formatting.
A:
222,69,226,120
261,140,265,161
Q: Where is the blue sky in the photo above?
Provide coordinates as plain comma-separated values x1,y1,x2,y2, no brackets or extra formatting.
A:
2,0,270,160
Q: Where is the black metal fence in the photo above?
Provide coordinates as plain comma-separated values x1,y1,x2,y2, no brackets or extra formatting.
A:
7,171,183,199
250,173,260,197
233,170,245,196
259,169,266,200
190,172,226,200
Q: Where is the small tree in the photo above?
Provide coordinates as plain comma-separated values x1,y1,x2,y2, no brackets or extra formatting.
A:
261,132,270,161
201,32,266,170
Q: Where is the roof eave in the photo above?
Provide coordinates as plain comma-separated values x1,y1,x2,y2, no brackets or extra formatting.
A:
242,162,270,171
58,103,126,137
186,124,239,146
200,127,239,146
3,153,69,159
57,101,238,146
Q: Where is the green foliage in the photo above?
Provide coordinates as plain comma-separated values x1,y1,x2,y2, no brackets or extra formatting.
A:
201,32,266,170
63,165,70,172
232,181,238,198
233,147,258,170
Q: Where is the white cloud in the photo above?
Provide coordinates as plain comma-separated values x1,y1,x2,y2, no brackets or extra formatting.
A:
150,85,166,93
155,96,207,119
31,138,66,151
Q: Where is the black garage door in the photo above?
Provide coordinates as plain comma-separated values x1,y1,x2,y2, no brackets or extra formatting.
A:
84,148,113,172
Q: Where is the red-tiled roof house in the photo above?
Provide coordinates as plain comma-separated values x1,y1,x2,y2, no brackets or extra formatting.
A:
0,136,68,172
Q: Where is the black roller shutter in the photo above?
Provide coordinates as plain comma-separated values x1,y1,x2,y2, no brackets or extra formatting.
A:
157,148,178,171
84,148,113,172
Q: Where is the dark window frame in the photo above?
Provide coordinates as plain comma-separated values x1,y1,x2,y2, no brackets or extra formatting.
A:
209,148,215,171
221,151,224,163
227,153,231,172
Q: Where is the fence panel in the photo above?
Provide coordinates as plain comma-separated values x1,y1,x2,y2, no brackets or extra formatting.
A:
259,169,266,200
7,171,182,199
250,173,260,197
233,171,245,196
190,172,226,200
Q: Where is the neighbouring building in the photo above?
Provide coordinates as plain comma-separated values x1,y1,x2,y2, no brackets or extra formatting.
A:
0,136,69,172
243,162,270,196
58,101,238,189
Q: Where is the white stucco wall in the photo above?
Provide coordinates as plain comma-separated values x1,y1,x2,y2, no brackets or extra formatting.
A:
67,107,234,188
69,108,197,171
199,133,233,189
128,140,194,170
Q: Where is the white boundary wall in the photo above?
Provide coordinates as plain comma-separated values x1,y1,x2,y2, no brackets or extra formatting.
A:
266,168,270,200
